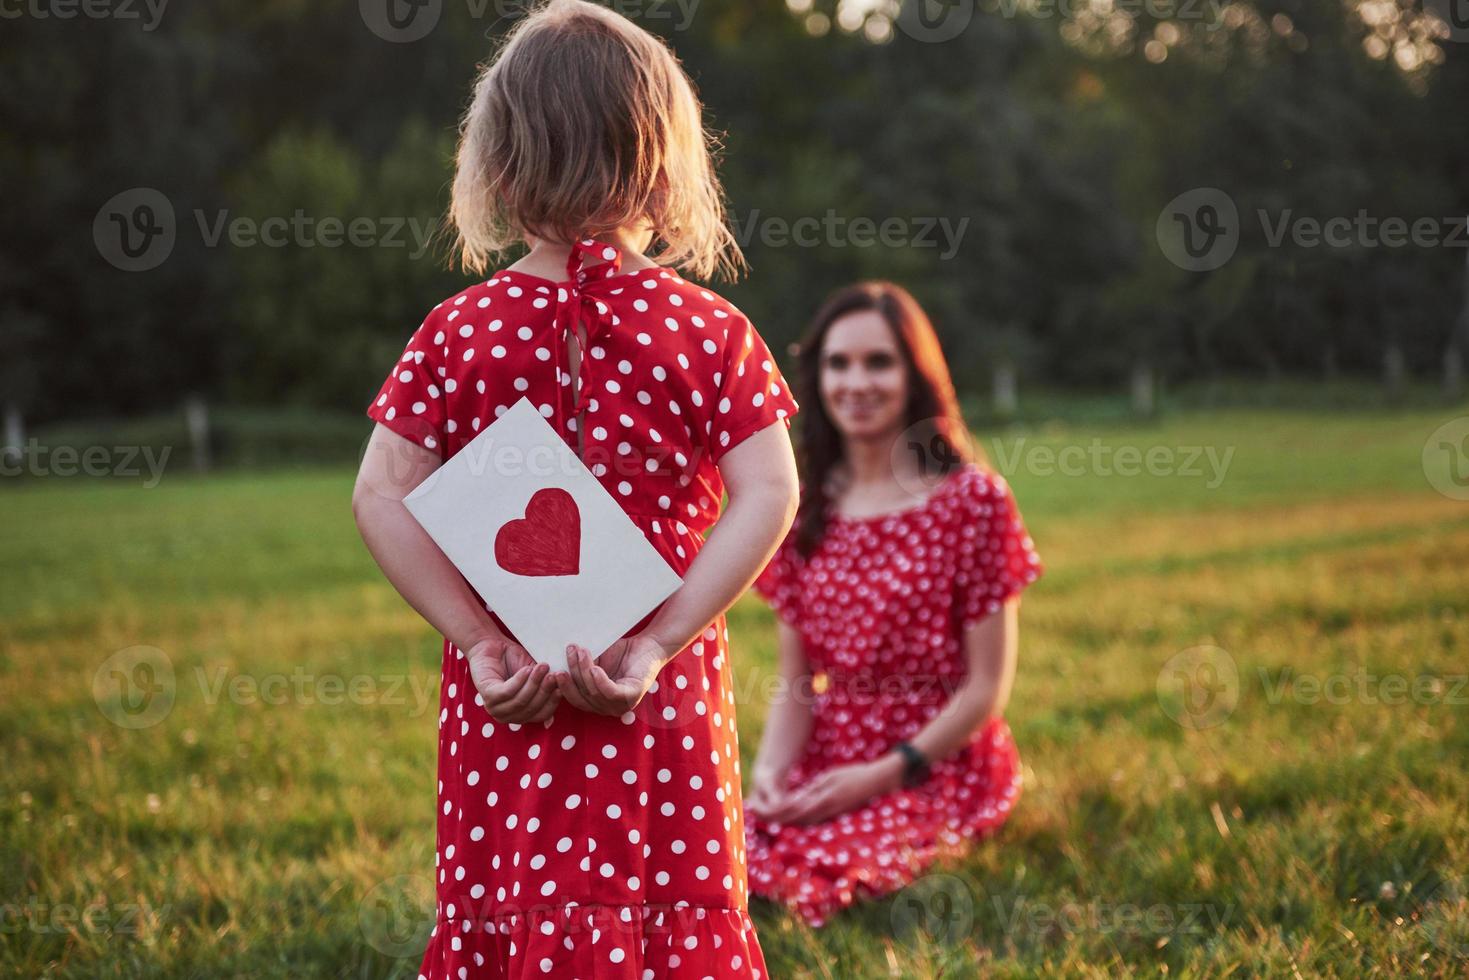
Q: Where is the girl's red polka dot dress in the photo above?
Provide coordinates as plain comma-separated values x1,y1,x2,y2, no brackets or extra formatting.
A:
746,464,1042,928
365,240,799,978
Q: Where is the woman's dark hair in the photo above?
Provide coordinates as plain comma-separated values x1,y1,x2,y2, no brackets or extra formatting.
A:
791,281,981,558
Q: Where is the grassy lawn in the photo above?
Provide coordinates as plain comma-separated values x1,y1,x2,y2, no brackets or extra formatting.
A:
2,403,1467,977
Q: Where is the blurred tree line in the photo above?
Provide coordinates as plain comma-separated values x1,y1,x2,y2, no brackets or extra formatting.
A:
2,0,1466,427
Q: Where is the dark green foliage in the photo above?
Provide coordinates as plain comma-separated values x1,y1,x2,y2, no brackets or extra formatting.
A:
3,0,1465,425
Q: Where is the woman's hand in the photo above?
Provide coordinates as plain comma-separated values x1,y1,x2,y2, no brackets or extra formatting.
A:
466,634,561,724
758,756,902,826
557,634,675,716
744,767,792,820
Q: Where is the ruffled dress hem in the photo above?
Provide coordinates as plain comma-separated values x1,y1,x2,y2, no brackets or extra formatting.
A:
418,901,768,979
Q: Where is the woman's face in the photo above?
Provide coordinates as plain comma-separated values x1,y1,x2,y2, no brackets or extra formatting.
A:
818,309,909,443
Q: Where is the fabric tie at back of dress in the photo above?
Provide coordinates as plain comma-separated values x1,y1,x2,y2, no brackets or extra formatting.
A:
552,238,629,432
546,240,721,539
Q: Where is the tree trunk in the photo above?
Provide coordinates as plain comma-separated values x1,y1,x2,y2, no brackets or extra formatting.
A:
2,403,22,464
992,362,1017,418
184,395,210,472
1383,344,1406,395
1445,345,1464,399
1130,360,1155,417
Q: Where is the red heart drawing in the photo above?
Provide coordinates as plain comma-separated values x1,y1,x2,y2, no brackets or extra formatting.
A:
494,487,581,577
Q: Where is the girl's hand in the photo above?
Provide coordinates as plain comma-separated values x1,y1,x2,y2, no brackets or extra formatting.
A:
466,635,560,724
759,758,898,826
557,635,674,716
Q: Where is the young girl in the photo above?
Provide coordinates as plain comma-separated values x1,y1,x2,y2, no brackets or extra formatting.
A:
351,3,800,976
743,282,1042,928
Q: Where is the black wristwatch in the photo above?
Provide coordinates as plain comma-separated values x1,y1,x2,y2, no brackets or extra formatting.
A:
893,741,930,788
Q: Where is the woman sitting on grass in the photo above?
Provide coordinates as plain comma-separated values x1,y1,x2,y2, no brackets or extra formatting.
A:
744,281,1043,927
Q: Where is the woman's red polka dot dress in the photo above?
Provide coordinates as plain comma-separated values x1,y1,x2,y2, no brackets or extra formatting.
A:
365,240,799,978
746,463,1042,928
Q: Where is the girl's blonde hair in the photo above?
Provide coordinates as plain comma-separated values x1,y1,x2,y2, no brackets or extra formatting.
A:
449,0,744,281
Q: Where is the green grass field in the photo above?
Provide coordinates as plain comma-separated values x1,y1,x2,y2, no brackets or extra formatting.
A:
3,404,1468,978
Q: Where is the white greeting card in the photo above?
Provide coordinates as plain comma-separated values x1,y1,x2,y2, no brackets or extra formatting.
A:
403,397,683,672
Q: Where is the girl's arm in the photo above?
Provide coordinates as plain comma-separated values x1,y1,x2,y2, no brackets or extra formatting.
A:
559,420,800,713
352,425,560,722
645,421,801,654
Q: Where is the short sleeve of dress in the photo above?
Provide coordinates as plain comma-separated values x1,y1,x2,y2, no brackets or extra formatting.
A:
752,524,805,627
365,310,448,457
710,314,800,465
955,470,1043,631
